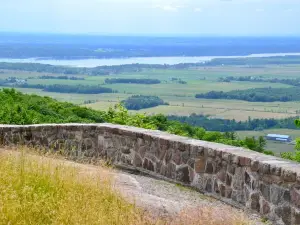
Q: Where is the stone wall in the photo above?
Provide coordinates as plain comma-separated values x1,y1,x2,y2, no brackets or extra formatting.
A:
0,123,299,225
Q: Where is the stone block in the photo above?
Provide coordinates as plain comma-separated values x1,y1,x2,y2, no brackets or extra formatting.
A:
231,190,245,205
232,167,245,190
281,169,297,183
275,204,291,225
195,157,206,173
133,154,143,167
222,152,231,161
164,149,173,164
270,165,282,176
239,157,251,166
216,169,226,182
205,160,215,174
190,146,204,158
250,192,260,212
176,165,190,183
181,150,190,164
260,182,270,201
260,199,270,215
172,150,182,165
259,163,270,175
143,158,155,172
292,207,300,225
226,173,232,186
188,166,195,183
270,185,291,205
227,164,236,175
291,185,300,208
205,178,213,192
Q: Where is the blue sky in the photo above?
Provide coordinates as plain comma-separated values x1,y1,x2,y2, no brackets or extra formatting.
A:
1,0,300,36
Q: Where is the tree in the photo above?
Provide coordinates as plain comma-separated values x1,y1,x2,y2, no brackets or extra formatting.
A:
257,136,267,152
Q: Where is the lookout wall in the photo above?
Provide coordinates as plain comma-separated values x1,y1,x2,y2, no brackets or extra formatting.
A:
0,123,299,225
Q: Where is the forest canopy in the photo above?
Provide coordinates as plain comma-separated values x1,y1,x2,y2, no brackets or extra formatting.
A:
122,95,168,110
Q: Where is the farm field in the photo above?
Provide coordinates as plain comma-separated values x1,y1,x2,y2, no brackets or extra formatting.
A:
236,129,300,155
1,64,300,121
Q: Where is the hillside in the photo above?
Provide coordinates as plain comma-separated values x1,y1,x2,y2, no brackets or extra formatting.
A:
0,88,271,154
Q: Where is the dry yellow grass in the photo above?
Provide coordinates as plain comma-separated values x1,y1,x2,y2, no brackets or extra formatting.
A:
0,149,253,225
0,149,152,225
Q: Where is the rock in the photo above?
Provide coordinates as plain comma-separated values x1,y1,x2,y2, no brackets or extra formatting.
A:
194,157,206,173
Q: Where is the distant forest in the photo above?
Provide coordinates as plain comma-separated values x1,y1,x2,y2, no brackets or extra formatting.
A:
195,87,300,102
17,84,115,94
0,62,199,76
36,75,85,80
122,95,168,110
218,76,300,87
204,56,300,66
105,78,161,85
1,34,300,58
168,114,298,132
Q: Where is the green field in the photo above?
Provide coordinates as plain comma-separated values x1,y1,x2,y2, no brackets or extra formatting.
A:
1,64,300,121
237,129,300,155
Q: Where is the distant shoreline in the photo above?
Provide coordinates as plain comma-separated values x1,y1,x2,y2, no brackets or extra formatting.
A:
1,53,300,67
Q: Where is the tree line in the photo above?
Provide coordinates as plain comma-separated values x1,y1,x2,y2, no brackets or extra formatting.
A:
122,95,168,110
36,75,85,80
204,56,300,66
17,84,115,94
195,87,300,102
167,114,298,132
218,76,300,87
0,62,198,77
105,78,161,85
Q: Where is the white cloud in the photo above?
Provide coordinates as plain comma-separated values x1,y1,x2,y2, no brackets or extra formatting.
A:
153,4,183,12
194,7,203,12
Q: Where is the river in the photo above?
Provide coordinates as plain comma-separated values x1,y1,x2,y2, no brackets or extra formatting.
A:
1,53,300,68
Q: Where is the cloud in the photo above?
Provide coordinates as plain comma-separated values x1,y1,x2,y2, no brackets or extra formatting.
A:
153,4,186,12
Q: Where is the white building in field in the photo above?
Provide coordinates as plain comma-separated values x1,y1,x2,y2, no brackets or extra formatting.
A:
265,134,292,143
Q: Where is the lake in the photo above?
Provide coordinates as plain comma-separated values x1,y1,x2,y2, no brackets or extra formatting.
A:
1,53,300,68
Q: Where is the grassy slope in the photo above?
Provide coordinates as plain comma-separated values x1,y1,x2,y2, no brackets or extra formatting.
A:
0,150,148,225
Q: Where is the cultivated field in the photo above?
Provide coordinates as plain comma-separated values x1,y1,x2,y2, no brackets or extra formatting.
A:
1,64,300,121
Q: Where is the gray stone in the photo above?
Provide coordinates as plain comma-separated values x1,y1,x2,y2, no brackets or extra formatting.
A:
205,161,215,174
270,185,290,205
176,165,190,183
250,192,260,212
260,199,270,215
206,178,213,192
260,183,270,201
275,204,291,225
292,208,300,225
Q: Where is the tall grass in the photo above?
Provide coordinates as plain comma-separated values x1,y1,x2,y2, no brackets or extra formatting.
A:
0,150,151,225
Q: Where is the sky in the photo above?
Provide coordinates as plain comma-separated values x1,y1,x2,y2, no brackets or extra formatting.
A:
0,0,300,36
